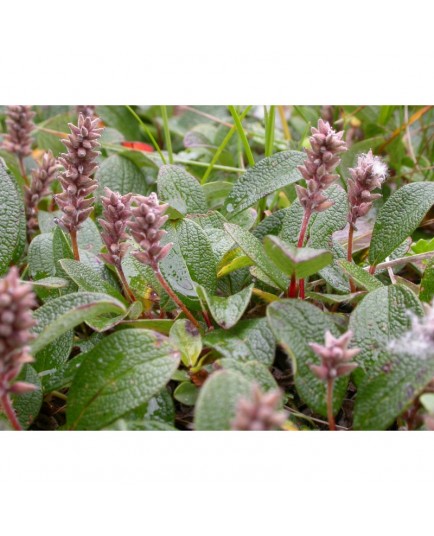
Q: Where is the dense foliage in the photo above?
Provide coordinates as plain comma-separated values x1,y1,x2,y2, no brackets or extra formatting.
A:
0,104,433,431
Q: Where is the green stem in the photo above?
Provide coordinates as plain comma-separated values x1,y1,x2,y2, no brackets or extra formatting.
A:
264,105,275,157
160,106,173,164
228,105,255,167
125,105,167,164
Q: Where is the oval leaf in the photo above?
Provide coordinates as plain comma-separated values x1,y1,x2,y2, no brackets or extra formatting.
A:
369,182,434,266
67,329,180,430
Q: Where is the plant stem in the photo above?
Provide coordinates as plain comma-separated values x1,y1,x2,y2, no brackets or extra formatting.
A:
154,267,200,329
288,274,298,298
264,105,275,157
70,229,80,261
1,393,22,431
295,209,312,300
201,309,213,330
125,105,167,164
228,105,255,167
347,225,356,293
116,265,136,303
160,106,173,164
278,106,291,141
326,378,336,431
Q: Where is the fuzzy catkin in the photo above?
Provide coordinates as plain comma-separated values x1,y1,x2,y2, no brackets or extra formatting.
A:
55,114,103,233
348,150,388,228
0,267,37,397
128,193,173,270
25,151,60,233
2,105,35,158
296,119,347,214
99,188,132,268
231,385,287,431
76,105,96,118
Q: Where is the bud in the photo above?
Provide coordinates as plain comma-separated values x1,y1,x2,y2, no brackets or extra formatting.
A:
297,119,347,214
2,105,35,158
55,113,103,233
25,151,60,234
99,188,132,267
348,150,388,227
0,267,37,398
231,384,288,431
128,193,173,269
309,330,360,381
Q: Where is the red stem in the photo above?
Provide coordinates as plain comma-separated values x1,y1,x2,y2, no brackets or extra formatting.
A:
296,209,312,300
347,225,356,293
1,393,22,431
154,267,200,329
326,378,336,431
288,274,298,298
70,229,80,261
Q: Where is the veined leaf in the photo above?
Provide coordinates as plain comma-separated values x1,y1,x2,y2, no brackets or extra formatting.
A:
95,154,148,198
267,299,348,417
223,150,305,218
194,369,253,430
196,283,253,329
31,292,126,353
349,285,423,384
0,159,26,275
264,236,333,278
369,182,434,265
420,257,434,303
157,164,207,217
338,259,383,291
224,223,288,290
203,318,275,366
67,329,180,430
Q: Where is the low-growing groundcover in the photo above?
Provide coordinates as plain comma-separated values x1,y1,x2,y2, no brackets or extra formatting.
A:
0,104,433,431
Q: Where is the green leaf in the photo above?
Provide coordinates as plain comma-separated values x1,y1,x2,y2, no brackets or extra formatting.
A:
76,218,104,254
97,105,142,140
224,223,288,290
253,208,290,241
264,236,332,278
411,237,434,254
95,154,148,198
10,365,42,430
203,318,275,366
223,150,305,218
337,259,383,291
169,319,202,368
219,359,279,393
30,277,69,289
174,382,199,406
217,249,253,277
60,259,125,303
66,329,180,430
369,182,434,265
31,292,127,354
28,233,56,279
420,393,434,414
116,318,175,335
157,164,207,217
267,299,348,417
196,283,253,329
36,113,71,154
349,285,424,383
160,219,217,309
0,158,26,275
420,257,434,303
280,185,348,247
353,348,434,430
194,369,253,430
